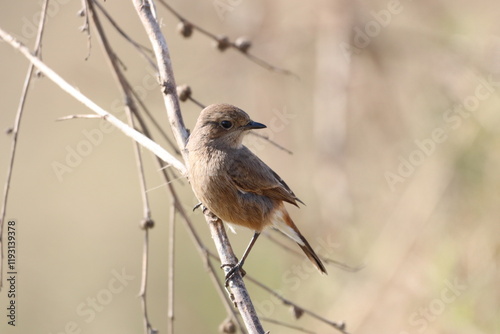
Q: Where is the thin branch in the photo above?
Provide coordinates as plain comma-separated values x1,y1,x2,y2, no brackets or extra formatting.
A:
128,87,181,156
56,114,103,121
0,0,49,292
204,250,348,333
139,227,157,334
249,132,293,155
264,233,363,272
260,317,316,334
78,0,92,60
0,27,187,175
85,2,157,332
130,110,156,334
157,0,298,77
167,201,175,334
246,275,347,333
92,0,157,69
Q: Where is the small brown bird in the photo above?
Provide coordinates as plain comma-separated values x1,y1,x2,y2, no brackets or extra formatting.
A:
186,104,327,281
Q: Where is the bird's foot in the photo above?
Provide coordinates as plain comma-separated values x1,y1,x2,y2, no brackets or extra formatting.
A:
221,262,246,287
192,202,203,212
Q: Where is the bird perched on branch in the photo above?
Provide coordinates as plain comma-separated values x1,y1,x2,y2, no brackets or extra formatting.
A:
186,104,327,283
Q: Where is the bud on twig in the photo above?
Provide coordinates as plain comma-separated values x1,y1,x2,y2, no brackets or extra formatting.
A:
177,21,193,38
176,84,192,102
234,37,251,53
214,35,231,51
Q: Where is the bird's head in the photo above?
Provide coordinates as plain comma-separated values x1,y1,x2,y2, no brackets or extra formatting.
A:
188,104,267,149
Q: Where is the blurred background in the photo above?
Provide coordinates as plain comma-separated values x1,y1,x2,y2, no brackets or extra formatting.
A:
0,0,499,333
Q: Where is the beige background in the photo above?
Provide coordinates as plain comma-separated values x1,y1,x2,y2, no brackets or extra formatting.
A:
0,0,499,333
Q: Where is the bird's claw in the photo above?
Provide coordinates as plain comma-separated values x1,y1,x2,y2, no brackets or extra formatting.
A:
221,263,246,286
192,202,203,212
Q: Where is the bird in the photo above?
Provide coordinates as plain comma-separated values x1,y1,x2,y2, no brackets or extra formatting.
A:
186,104,327,283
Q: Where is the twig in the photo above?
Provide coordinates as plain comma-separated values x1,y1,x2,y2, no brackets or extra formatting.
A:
264,233,362,272
128,87,181,156
0,0,49,292
78,0,92,60
260,317,316,334
92,0,157,69
248,132,293,155
0,27,187,175
246,275,347,333
56,114,103,121
130,108,157,334
204,250,348,333
139,227,157,334
157,0,298,77
167,201,175,334
85,2,157,332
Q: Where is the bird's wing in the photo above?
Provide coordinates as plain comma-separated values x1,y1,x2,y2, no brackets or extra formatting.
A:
227,147,303,207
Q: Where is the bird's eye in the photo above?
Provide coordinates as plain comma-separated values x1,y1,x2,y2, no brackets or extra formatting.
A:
220,120,233,129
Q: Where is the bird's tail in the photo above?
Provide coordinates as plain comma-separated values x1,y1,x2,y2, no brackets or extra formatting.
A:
272,207,327,274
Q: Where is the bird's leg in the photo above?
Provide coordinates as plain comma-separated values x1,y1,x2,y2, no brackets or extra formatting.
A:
223,232,261,287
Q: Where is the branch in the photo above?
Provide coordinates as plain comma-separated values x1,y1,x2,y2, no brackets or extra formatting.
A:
131,0,266,332
0,27,186,176
131,0,188,157
158,0,298,77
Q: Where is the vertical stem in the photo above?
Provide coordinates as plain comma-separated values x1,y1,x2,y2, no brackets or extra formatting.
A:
0,0,49,291
167,202,176,334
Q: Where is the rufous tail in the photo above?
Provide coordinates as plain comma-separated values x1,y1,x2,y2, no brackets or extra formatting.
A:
272,208,327,274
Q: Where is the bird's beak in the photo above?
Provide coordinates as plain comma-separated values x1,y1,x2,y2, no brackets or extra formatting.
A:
244,121,267,130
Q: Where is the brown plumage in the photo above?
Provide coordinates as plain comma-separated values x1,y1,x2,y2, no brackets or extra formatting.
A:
186,104,327,277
